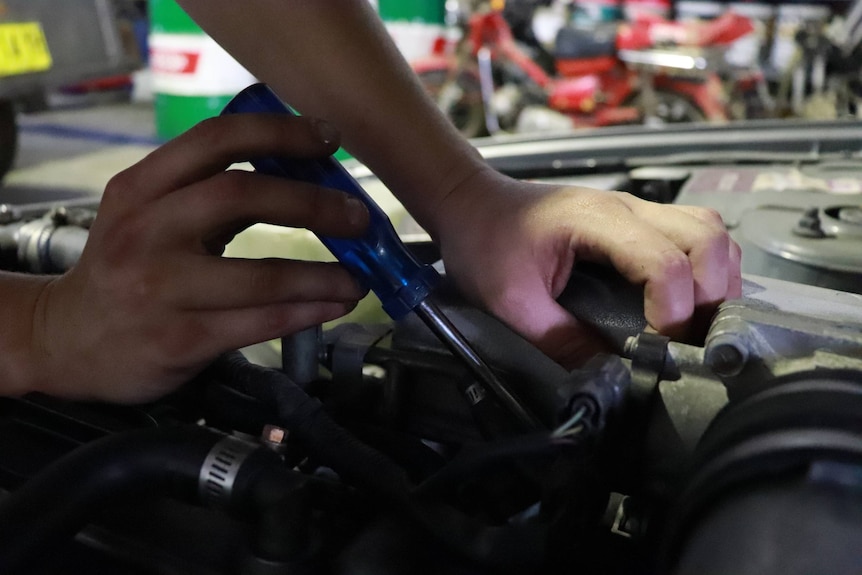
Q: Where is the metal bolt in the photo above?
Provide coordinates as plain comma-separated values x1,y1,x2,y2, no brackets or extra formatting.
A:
0,204,13,225
624,335,639,358
793,207,826,238
705,334,749,377
50,207,69,226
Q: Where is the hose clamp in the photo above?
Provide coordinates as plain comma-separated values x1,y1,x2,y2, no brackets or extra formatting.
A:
198,434,257,509
16,218,55,273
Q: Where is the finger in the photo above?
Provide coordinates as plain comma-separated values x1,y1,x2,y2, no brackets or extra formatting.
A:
664,205,745,301
573,203,695,339
163,257,367,310
650,203,744,303
102,114,339,211
630,202,732,308
681,234,744,344
727,237,743,298
148,170,369,246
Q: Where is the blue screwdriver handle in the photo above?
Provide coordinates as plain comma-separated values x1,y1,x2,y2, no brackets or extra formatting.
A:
222,83,439,320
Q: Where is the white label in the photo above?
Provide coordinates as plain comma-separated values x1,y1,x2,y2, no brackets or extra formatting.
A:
149,33,256,96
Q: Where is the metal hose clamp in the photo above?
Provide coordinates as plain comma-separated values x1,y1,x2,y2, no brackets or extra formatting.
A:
198,434,258,509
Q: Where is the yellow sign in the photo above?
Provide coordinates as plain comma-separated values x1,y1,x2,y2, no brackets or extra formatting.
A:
0,22,52,77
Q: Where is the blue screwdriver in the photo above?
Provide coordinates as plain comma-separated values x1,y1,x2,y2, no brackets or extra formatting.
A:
222,83,539,432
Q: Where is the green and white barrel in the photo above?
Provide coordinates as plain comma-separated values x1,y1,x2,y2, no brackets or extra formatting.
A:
378,0,445,63
148,0,255,140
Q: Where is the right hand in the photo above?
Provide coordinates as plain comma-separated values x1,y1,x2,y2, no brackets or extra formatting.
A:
432,169,742,368
29,114,369,403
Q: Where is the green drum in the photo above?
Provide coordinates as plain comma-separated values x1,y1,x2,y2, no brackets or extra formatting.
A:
148,0,255,140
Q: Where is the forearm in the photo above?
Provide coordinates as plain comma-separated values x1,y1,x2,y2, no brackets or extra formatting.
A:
0,272,53,396
175,0,488,238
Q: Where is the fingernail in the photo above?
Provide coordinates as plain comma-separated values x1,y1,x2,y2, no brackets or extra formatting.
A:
312,118,340,147
345,196,368,228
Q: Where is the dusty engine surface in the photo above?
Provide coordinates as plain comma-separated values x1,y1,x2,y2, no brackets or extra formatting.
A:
674,163,862,294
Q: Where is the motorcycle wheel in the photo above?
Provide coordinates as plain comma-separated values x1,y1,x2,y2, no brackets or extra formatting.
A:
633,90,706,125
417,69,487,139
0,99,18,182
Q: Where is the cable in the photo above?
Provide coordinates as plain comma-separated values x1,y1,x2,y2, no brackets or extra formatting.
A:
551,404,589,439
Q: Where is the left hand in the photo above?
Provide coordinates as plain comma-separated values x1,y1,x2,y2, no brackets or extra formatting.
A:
434,169,742,368
28,114,369,403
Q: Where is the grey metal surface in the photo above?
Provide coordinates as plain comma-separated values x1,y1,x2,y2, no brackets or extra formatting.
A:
673,165,862,292
639,274,862,495
469,119,862,177
0,0,138,99
13,101,157,168
2,100,157,207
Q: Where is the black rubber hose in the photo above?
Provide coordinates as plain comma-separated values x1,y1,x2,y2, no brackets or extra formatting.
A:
397,286,571,428
0,426,221,573
215,352,412,500
557,262,647,354
413,433,578,497
214,353,549,570
398,265,644,428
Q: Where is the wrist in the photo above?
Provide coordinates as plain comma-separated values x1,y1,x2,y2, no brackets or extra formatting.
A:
388,150,490,241
0,273,56,397
431,167,515,243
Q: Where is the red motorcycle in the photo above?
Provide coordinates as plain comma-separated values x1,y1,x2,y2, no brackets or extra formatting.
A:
412,7,754,137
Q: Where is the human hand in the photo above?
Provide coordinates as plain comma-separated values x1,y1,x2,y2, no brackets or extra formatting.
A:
29,114,368,403
434,169,742,367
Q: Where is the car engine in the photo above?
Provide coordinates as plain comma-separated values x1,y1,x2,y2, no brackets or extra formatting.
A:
0,120,860,574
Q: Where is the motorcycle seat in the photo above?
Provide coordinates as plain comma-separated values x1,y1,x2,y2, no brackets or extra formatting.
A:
554,24,617,60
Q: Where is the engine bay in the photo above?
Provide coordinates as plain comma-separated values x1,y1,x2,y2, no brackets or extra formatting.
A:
0,120,860,574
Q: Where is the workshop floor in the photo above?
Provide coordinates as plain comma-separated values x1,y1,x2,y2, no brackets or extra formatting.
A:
5,94,160,205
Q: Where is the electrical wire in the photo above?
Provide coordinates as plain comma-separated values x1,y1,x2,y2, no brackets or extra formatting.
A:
551,404,589,439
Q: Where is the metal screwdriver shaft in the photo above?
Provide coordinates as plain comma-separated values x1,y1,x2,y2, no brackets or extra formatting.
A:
222,83,540,432
415,299,540,431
